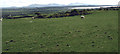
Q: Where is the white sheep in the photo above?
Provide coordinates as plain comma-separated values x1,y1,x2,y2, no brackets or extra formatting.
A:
0,17,3,21
81,15,85,19
32,17,35,19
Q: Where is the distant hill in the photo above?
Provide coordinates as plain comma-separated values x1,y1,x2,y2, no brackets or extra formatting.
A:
68,2,90,6
27,3,96,7
1,2,117,8
27,3,116,8
27,3,65,7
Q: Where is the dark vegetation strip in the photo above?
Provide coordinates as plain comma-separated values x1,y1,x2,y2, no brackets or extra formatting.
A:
2,7,120,19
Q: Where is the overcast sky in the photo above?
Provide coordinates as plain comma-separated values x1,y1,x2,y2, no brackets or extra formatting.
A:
0,0,120,7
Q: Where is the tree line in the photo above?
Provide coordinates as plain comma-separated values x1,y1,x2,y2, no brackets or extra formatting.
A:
5,7,120,19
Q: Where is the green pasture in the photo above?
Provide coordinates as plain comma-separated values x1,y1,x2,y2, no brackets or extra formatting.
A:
2,10,118,52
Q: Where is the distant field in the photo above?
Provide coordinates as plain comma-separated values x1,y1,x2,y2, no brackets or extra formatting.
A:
2,10,118,52
2,7,69,18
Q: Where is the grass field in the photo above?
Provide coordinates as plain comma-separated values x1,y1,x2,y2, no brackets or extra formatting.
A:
0,22,2,53
2,10,118,52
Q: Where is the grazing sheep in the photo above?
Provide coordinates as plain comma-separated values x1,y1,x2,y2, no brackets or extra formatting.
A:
32,17,35,19
81,15,85,19
0,17,3,21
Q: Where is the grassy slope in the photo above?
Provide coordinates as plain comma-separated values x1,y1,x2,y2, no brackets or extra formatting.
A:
0,22,2,53
2,10,118,52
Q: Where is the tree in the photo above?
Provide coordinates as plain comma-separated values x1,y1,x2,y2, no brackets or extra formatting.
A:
70,9,80,15
34,12,45,18
35,12,41,16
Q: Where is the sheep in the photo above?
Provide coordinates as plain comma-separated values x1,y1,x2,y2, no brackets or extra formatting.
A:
0,17,3,21
32,17,35,19
81,15,85,19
